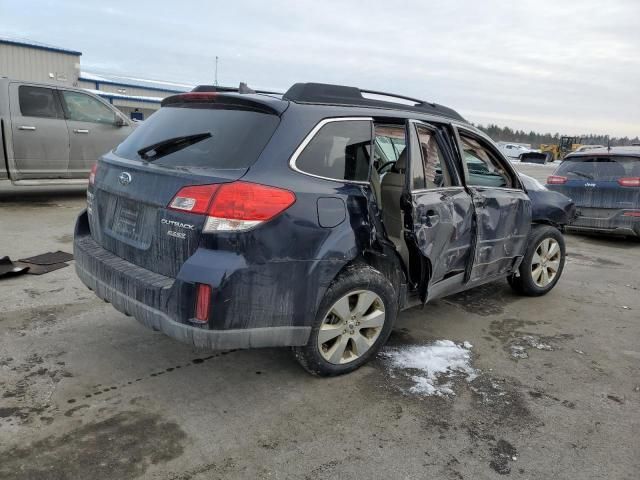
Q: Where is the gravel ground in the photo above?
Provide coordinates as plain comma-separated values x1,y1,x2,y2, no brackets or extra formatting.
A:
1,165,638,479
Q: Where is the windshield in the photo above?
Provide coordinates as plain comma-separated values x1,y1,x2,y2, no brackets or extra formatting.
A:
464,150,508,187
556,156,640,181
114,106,279,169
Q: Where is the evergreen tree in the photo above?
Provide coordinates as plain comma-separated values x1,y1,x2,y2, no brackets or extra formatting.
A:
475,124,639,148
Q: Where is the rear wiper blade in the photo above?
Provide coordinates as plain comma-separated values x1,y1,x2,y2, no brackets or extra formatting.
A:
566,170,594,180
137,132,212,161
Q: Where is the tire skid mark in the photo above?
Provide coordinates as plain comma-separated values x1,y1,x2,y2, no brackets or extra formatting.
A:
66,349,238,405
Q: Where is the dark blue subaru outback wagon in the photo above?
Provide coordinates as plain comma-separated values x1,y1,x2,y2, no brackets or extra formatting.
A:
74,83,575,375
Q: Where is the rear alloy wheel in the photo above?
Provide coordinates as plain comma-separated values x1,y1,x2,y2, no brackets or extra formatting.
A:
317,290,385,364
509,225,566,296
294,266,396,376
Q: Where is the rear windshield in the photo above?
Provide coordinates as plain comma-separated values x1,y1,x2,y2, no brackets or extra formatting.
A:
114,106,279,169
556,156,640,181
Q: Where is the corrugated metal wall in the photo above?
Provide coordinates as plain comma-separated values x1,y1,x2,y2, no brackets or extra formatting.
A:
0,44,80,84
94,83,177,99
0,42,171,119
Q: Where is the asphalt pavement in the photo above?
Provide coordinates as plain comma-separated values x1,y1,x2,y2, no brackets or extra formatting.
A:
0,164,638,479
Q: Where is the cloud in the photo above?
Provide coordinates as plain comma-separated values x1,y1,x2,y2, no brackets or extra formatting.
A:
2,0,639,136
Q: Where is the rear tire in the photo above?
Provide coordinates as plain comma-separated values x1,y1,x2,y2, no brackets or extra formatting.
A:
293,265,397,376
509,225,566,296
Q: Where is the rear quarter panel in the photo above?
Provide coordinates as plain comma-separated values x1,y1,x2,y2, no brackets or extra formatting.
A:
194,105,376,329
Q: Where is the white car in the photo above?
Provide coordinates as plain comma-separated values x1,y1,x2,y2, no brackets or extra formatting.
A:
574,145,604,153
498,143,537,160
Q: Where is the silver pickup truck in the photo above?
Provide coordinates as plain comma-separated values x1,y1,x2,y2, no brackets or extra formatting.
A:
0,78,134,186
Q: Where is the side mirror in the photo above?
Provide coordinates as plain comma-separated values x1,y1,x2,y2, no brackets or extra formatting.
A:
114,116,127,127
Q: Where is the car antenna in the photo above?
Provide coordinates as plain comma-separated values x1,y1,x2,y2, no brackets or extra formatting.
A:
607,135,611,152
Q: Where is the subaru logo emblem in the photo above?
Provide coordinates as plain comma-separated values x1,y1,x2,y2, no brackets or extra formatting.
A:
118,172,132,186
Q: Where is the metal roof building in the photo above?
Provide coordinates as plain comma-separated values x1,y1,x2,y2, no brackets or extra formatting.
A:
0,36,194,120
76,71,192,120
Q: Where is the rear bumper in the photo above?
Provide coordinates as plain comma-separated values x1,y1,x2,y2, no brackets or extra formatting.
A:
568,209,640,237
74,211,311,349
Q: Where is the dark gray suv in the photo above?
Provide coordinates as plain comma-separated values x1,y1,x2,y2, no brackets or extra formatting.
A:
74,82,575,376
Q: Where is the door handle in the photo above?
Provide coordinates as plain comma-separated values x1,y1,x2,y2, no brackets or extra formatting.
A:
19,126,36,131
73,129,90,134
421,210,440,227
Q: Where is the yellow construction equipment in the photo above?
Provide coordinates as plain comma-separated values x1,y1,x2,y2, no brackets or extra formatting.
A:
540,136,583,161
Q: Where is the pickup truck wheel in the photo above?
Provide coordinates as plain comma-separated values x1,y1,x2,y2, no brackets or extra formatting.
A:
509,225,566,296
293,266,397,376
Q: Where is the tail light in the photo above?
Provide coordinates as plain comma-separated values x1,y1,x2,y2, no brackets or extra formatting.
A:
547,175,568,185
194,283,212,323
169,184,220,214
617,177,640,187
623,211,640,217
162,92,218,107
168,181,296,232
89,163,98,185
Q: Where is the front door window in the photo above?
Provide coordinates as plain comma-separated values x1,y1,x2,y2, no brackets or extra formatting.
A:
460,135,511,188
61,91,116,124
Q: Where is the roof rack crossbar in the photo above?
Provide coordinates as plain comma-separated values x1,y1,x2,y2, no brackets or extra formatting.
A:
359,88,437,108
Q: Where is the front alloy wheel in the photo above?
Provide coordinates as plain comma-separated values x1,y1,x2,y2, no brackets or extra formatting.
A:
318,290,385,364
508,224,566,297
531,238,561,287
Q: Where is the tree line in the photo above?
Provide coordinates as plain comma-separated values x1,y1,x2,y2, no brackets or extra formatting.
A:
474,123,640,148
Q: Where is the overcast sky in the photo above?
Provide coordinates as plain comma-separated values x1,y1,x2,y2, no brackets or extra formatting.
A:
3,0,639,137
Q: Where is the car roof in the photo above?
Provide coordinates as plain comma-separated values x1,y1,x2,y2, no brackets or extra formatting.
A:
566,146,640,158
168,85,491,146
191,82,472,127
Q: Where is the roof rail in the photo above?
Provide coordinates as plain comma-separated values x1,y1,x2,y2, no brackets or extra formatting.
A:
192,83,282,95
283,82,465,122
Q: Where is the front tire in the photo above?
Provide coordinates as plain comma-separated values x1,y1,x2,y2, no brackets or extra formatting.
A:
293,265,397,376
509,225,566,296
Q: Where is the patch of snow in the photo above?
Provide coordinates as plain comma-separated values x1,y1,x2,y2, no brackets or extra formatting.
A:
510,345,528,359
509,335,553,359
509,159,557,168
382,340,477,396
521,335,552,350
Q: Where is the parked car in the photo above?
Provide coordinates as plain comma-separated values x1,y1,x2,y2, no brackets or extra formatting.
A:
74,83,575,376
0,77,133,186
574,145,605,153
547,146,640,237
497,142,538,160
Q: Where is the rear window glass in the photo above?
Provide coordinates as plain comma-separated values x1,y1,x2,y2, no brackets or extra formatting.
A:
114,106,279,169
295,120,372,182
557,156,640,181
19,86,60,118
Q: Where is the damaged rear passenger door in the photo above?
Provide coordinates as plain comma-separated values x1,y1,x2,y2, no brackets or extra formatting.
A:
405,121,474,301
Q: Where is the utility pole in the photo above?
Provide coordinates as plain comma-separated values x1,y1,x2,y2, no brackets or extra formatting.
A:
215,56,219,86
